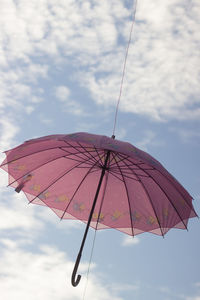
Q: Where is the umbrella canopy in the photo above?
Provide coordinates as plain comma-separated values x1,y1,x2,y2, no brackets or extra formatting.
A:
1,132,197,286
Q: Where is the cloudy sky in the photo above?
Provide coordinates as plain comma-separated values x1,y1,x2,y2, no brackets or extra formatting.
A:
0,0,200,299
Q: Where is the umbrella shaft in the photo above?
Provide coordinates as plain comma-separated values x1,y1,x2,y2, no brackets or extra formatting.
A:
71,151,110,286
72,150,111,286
79,150,110,255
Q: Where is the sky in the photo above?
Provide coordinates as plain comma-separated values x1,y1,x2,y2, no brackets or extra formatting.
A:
0,0,200,299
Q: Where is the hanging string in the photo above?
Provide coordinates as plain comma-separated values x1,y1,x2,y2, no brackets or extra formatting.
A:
112,0,138,137
82,3,138,297
82,229,97,300
82,172,109,300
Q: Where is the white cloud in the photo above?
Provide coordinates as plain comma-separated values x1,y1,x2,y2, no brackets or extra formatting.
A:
0,66,45,121
55,85,86,116
0,169,7,189
24,64,49,84
0,117,19,150
110,282,140,293
37,204,83,231
0,192,45,239
122,235,140,246
0,240,122,300
78,0,200,121
114,128,127,140
134,130,165,151
25,105,35,114
1,0,199,122
135,130,156,151
39,115,54,125
31,95,44,103
184,283,200,300
55,86,70,101
0,181,83,237
0,0,125,63
170,127,200,143
0,117,19,189
74,121,99,133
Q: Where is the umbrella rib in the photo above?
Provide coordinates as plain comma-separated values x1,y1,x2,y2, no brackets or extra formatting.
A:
109,153,150,168
110,169,140,182
60,156,104,220
61,144,101,151
2,139,105,169
110,153,140,181
140,181,164,236
8,155,73,187
88,153,112,230
61,145,104,167
60,147,101,165
61,150,100,166
76,142,103,165
28,154,102,205
62,156,94,165
93,146,107,167
95,169,110,230
109,153,128,166
1,145,95,167
63,140,102,166
119,154,188,230
120,158,164,236
156,169,197,214
0,146,68,167
8,150,101,187
111,165,154,172
66,143,96,162
0,147,127,169
110,167,149,179
112,153,135,237
108,170,127,183
109,153,144,168
113,157,154,173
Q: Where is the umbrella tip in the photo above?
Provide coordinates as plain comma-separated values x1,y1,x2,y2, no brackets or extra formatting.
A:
15,183,24,193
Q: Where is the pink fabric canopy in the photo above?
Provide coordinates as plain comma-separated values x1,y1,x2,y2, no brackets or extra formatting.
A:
1,132,197,236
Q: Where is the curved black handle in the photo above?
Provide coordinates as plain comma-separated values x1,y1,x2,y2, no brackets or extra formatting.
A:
71,252,82,287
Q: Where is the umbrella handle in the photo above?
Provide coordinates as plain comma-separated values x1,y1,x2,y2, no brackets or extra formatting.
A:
71,252,81,287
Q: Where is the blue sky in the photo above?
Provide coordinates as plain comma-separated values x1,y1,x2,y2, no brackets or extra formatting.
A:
0,0,199,299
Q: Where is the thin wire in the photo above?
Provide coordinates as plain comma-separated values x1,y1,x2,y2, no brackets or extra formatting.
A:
82,2,138,296
82,170,109,299
112,0,138,136
82,229,97,300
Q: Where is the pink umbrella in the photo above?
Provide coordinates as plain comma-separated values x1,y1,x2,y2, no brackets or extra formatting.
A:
0,132,197,286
